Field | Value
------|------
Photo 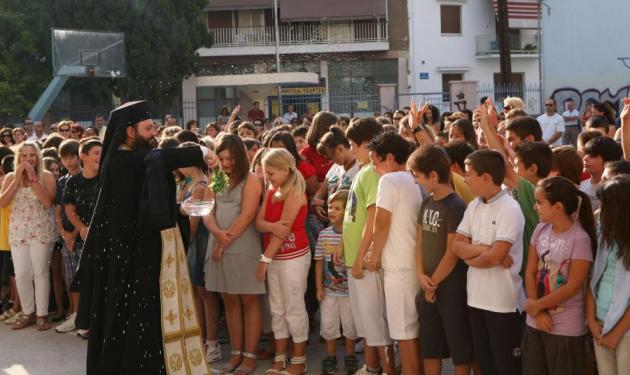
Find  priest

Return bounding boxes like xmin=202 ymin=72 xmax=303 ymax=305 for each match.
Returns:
xmin=75 ymin=101 xmax=211 ymax=374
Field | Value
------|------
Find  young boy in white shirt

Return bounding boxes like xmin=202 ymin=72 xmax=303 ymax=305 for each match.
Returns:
xmin=452 ymin=149 xmax=526 ymax=375
xmin=365 ymin=132 xmax=423 ymax=375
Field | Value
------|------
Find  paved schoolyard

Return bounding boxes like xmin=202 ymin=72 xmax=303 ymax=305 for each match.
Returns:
xmin=0 ymin=319 xmax=455 ymax=374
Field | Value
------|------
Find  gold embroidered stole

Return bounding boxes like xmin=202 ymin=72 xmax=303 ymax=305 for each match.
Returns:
xmin=160 ymin=227 xmax=211 ymax=375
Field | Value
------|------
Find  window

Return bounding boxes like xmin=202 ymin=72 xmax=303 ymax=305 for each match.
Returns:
xmin=442 ymin=73 xmax=463 ymax=102
xmin=440 ymin=5 xmax=461 ymax=34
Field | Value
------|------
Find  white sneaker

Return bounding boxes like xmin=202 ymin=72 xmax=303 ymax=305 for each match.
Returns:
xmin=55 ymin=313 xmax=77 ymax=333
xmin=206 ymin=344 xmax=222 ymax=364
xmin=76 ymin=329 xmax=89 ymax=339
xmin=354 ymin=364 xmax=380 ymax=375
xmin=4 ymin=311 xmax=23 ymax=325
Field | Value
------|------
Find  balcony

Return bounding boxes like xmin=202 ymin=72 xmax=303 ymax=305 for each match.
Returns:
xmin=475 ymin=34 xmax=538 ymax=58
xmin=199 ymin=20 xmax=389 ymax=57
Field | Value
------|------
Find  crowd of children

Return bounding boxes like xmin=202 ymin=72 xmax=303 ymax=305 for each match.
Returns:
xmin=0 ymin=96 xmax=630 ymax=375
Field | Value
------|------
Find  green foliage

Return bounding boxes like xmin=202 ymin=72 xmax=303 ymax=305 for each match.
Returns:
xmin=0 ymin=0 xmax=53 ymax=119
xmin=0 ymin=0 xmax=211 ymax=120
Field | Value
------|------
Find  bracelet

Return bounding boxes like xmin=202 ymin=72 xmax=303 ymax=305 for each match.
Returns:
xmin=259 ymin=254 xmax=272 ymax=264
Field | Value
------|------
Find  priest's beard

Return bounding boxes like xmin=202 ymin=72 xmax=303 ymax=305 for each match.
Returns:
xmin=131 ymin=135 xmax=158 ymax=152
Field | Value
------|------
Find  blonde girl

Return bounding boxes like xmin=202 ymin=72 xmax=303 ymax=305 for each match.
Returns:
xmin=256 ymin=148 xmax=310 ymax=375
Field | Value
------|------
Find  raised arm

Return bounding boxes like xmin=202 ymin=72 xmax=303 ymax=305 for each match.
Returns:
xmin=475 ymin=106 xmax=519 ymax=190
xmin=621 ymin=98 xmax=630 ymax=161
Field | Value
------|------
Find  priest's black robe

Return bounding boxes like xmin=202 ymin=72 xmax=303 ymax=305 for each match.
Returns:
xmin=75 ymin=145 xmax=202 ymax=374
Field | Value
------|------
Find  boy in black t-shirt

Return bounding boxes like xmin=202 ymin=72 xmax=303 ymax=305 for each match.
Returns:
xmin=57 ymin=139 xmax=102 ymax=334
xmin=54 ymin=140 xmax=82 ymax=331
xmin=407 ymin=144 xmax=474 ymax=375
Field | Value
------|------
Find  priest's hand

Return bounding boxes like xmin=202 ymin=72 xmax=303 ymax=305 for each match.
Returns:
xmin=256 ymin=262 xmax=267 ymax=282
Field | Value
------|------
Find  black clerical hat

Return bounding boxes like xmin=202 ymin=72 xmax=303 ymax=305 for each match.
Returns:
xmin=102 ymin=100 xmax=151 ymax=157
xmin=108 ymin=100 xmax=151 ymax=131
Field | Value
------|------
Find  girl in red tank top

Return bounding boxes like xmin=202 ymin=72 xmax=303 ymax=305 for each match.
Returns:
xmin=255 ymin=148 xmax=311 ymax=374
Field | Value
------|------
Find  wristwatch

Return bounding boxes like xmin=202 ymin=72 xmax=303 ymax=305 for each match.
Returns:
xmin=412 ymin=126 xmax=423 ymax=134
xmin=259 ymin=254 xmax=272 ymax=264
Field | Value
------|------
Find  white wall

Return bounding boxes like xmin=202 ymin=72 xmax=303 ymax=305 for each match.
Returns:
xmin=408 ymin=0 xmax=539 ymax=95
xmin=542 ymin=0 xmax=630 ymax=111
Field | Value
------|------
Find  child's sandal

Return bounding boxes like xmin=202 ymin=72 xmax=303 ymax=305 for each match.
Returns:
xmin=11 ymin=313 xmax=35 ymax=330
xmin=264 ymin=353 xmax=287 ymax=375
xmin=234 ymin=352 xmax=257 ymax=375
xmin=279 ymin=355 xmax=308 ymax=375
xmin=36 ymin=316 xmax=51 ymax=331
xmin=220 ymin=350 xmax=243 ymax=374
xmin=0 ymin=308 xmax=17 ymax=321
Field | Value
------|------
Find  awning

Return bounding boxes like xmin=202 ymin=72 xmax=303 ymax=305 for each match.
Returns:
xmin=491 ymin=0 xmax=540 ymax=29
xmin=280 ymin=0 xmax=386 ymax=21
xmin=196 ymin=72 xmax=320 ymax=87
xmin=205 ymin=0 xmax=271 ymax=11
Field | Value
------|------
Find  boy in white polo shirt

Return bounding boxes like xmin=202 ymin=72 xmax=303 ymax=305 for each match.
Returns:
xmin=452 ymin=149 xmax=525 ymax=375
xmin=366 ymin=131 xmax=423 ymax=375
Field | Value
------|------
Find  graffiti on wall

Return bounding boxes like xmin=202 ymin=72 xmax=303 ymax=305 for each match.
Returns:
xmin=551 ymin=86 xmax=630 ymax=113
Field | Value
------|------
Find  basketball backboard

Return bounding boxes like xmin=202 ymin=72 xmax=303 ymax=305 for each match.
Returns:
xmin=52 ymin=29 xmax=126 ymax=78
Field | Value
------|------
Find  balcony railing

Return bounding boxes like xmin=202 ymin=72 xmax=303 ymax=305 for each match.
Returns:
xmin=208 ymin=20 xmax=388 ymax=48
xmin=476 ymin=34 xmax=538 ymax=55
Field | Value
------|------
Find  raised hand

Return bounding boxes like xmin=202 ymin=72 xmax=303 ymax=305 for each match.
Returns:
xmin=621 ymin=98 xmax=630 ymax=123
xmin=23 ymin=161 xmax=37 ymax=182
xmin=485 ymin=98 xmax=499 ymax=127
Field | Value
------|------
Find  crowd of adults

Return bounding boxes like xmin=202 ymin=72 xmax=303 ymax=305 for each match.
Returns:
xmin=0 ymin=95 xmax=629 ymax=375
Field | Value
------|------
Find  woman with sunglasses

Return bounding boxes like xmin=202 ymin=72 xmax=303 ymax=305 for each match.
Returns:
xmin=0 ymin=128 xmax=14 ymax=147
xmin=56 ymin=120 xmax=72 ymax=139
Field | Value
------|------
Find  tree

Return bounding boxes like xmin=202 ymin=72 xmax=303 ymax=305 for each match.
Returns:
xmin=0 ymin=0 xmax=53 ymax=122
xmin=0 ymin=0 xmax=211 ymax=122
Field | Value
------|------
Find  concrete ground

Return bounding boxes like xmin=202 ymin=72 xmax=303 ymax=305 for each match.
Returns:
xmin=0 ymin=320 xmax=455 ymax=374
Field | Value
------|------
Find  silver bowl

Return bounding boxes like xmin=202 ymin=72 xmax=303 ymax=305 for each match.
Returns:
xmin=181 ymin=199 xmax=215 ymax=217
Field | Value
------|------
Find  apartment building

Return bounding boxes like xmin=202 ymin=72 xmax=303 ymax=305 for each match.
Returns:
xmin=183 ymin=0 xmax=409 ymax=124
xmin=407 ymin=0 xmax=540 ymax=109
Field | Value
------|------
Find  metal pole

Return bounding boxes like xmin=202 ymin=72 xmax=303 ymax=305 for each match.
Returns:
xmin=273 ymin=0 xmax=282 ymax=119
xmin=538 ymin=1 xmax=543 ymax=114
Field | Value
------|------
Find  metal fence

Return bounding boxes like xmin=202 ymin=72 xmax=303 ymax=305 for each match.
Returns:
xmin=208 ymin=20 xmax=388 ymax=48
xmin=398 ymin=83 xmax=542 ymax=116
xmin=477 ymin=82 xmax=542 ymax=114
xmin=2 ymin=82 xmax=543 ymax=129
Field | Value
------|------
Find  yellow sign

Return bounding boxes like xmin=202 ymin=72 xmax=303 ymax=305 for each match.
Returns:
xmin=271 ymin=87 xmax=326 ymax=96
